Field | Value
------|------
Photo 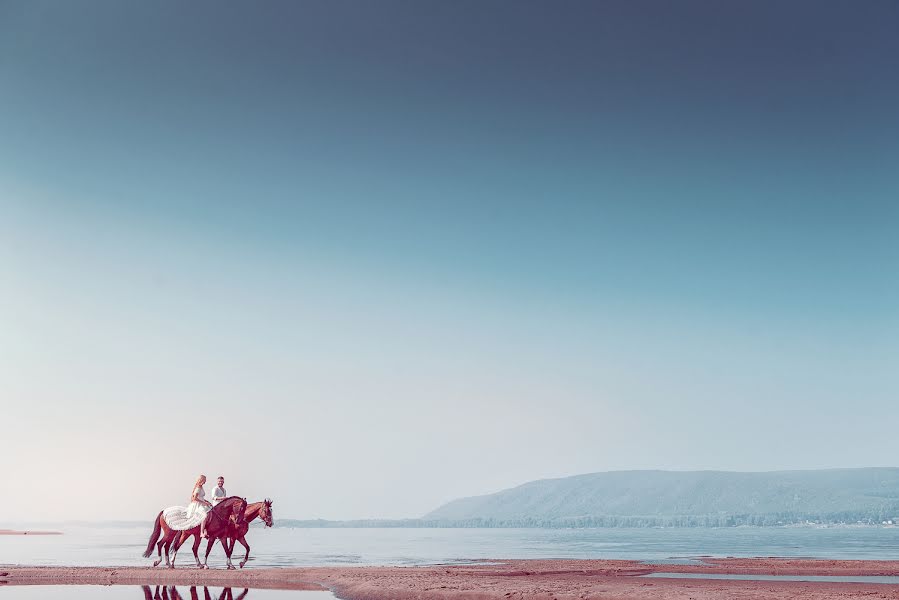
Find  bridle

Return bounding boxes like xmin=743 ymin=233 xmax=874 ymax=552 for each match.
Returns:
xmin=258 ymin=502 xmax=273 ymax=527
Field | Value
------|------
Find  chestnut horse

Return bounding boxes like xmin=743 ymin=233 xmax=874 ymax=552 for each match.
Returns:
xmin=224 ymin=498 xmax=274 ymax=568
xmin=143 ymin=496 xmax=246 ymax=569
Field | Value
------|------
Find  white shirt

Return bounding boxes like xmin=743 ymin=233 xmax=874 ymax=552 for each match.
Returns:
xmin=212 ymin=485 xmax=227 ymax=505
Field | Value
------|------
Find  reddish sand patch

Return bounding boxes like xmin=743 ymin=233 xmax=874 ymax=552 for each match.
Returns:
xmin=5 ymin=559 xmax=899 ymax=599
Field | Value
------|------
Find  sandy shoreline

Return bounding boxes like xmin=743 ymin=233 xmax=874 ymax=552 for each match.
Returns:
xmin=5 ymin=559 xmax=899 ymax=599
xmin=0 ymin=529 xmax=62 ymax=535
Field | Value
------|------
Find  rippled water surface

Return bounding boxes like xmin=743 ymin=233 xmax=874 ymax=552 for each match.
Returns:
xmin=2 ymin=526 xmax=899 ymax=568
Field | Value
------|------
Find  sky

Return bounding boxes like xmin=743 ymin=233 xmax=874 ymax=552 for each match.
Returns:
xmin=1 ymin=0 xmax=898 ymax=522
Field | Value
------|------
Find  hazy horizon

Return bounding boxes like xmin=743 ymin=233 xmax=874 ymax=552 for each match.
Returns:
xmin=6 ymin=466 xmax=899 ymax=526
xmin=2 ymin=0 xmax=897 ymax=522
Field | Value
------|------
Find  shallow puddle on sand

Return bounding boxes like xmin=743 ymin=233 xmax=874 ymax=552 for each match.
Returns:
xmin=640 ymin=558 xmax=709 ymax=566
xmin=0 ymin=586 xmax=336 ymax=599
xmin=643 ymin=573 xmax=899 ymax=584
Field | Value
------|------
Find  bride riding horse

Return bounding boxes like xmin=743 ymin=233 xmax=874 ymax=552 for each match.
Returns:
xmin=144 ymin=496 xmax=247 ymax=569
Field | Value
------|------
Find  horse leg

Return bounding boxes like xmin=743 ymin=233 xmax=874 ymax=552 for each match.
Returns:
xmin=171 ymin=531 xmax=188 ymax=568
xmin=236 ymin=536 xmax=250 ymax=569
xmin=154 ymin=538 xmax=164 ymax=567
xmin=154 ymin=524 xmax=170 ymax=567
xmin=203 ymin=537 xmax=216 ymax=569
xmin=164 ymin=531 xmax=176 ymax=568
xmin=169 ymin=535 xmax=178 ymax=568
xmin=159 ymin=530 xmax=173 ymax=568
xmin=223 ymin=535 xmax=236 ymax=570
xmin=191 ymin=531 xmax=203 ymax=568
xmin=227 ymin=537 xmax=236 ymax=569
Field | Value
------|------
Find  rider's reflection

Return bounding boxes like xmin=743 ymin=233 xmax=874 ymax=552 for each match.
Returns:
xmin=142 ymin=585 xmax=251 ymax=600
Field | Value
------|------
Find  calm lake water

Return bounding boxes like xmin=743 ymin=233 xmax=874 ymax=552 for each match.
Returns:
xmin=2 ymin=526 xmax=899 ymax=569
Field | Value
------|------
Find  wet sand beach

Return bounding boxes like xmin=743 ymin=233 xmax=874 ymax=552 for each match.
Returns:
xmin=0 ymin=530 xmax=62 ymax=535
xmin=6 ymin=558 xmax=899 ymax=599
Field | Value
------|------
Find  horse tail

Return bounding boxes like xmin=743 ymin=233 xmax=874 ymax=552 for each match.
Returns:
xmin=143 ymin=511 xmax=163 ymax=558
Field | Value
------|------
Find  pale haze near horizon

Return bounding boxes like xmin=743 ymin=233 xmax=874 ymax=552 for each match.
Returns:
xmin=1 ymin=1 xmax=898 ymax=523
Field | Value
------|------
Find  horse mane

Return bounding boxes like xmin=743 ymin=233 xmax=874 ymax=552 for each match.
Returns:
xmin=245 ymin=499 xmax=273 ymax=514
xmin=210 ymin=496 xmax=247 ymax=518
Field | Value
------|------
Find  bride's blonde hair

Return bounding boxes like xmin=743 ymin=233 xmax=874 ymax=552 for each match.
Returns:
xmin=191 ymin=474 xmax=206 ymax=501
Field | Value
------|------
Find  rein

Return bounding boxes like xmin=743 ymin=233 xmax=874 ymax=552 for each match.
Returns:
xmin=209 ymin=498 xmax=244 ymax=529
xmin=245 ymin=502 xmax=263 ymax=523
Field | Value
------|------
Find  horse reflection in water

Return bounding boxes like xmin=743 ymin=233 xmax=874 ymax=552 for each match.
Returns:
xmin=141 ymin=585 xmax=250 ymax=600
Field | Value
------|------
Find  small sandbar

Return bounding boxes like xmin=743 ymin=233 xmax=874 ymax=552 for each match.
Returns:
xmin=643 ymin=572 xmax=899 ymax=584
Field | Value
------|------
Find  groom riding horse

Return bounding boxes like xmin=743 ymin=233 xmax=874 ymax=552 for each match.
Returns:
xmin=144 ymin=496 xmax=247 ymax=569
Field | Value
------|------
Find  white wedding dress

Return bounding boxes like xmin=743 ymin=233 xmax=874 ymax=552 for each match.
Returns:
xmin=162 ymin=486 xmax=210 ymax=531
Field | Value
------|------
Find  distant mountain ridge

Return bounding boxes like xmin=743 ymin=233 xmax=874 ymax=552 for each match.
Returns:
xmin=423 ymin=468 xmax=899 ymax=527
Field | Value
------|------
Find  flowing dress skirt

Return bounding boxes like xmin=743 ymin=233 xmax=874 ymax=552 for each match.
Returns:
xmin=162 ymin=501 xmax=209 ymax=531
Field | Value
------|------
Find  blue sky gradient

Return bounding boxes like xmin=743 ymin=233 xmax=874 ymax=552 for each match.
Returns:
xmin=1 ymin=1 xmax=897 ymax=520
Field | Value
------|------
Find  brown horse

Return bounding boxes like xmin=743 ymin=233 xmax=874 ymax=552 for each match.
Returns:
xmin=143 ymin=496 xmax=246 ymax=569
xmin=224 ymin=498 xmax=274 ymax=568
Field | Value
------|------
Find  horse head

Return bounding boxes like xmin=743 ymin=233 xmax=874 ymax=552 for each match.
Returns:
xmin=261 ymin=498 xmax=274 ymax=527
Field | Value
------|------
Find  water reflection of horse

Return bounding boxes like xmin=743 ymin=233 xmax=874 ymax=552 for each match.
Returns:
xmin=143 ymin=496 xmax=247 ymax=569
xmin=225 ymin=499 xmax=274 ymax=568
xmin=141 ymin=585 xmax=249 ymax=600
